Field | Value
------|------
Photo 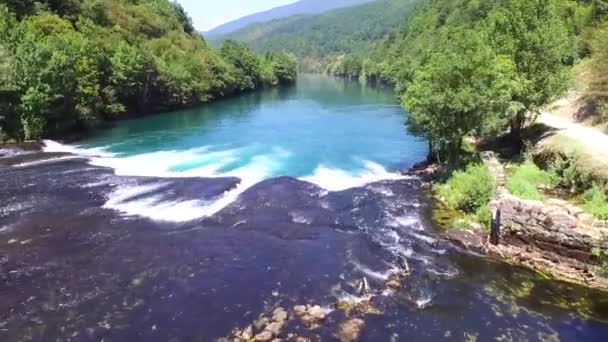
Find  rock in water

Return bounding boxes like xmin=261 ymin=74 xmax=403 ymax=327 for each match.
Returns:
xmin=254 ymin=330 xmax=273 ymax=341
xmin=337 ymin=318 xmax=366 ymax=342
xmin=386 ymin=280 xmax=402 ymax=290
xmin=272 ymin=307 xmax=288 ymax=322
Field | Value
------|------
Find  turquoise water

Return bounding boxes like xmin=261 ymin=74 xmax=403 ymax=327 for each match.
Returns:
xmin=63 ymin=74 xmax=426 ymax=190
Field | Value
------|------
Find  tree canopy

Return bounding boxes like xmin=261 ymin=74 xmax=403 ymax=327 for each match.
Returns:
xmin=357 ymin=0 xmax=596 ymax=159
xmin=0 ymin=0 xmax=297 ymax=141
xmin=210 ymin=0 xmax=423 ymax=71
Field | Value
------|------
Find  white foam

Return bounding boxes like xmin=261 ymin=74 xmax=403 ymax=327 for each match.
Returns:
xmin=103 ymin=182 xmax=212 ymax=222
xmin=301 ymin=161 xmax=406 ymax=191
xmin=40 ymin=141 xmax=411 ymax=223
xmin=415 ymin=296 xmax=433 ymax=309
xmin=387 ymin=215 xmax=423 ymax=230
xmin=14 ymin=155 xmax=84 ymax=167
xmin=410 ymin=232 xmax=437 ymax=245
xmin=42 ymin=141 xmax=292 ymax=222
xmin=351 ymin=260 xmax=398 ymax=281
xmin=290 ymin=212 xmax=313 ymax=225
xmin=43 ymin=139 xmax=116 ymax=157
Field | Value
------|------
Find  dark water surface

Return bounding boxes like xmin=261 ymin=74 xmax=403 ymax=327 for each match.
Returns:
xmin=1 ymin=76 xmax=608 ymax=341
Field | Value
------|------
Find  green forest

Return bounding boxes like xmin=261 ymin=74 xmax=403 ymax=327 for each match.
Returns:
xmin=0 ymin=0 xmax=297 ymax=141
xmin=210 ymin=0 xmax=424 ymax=72
xmin=325 ymin=0 xmax=608 ymax=160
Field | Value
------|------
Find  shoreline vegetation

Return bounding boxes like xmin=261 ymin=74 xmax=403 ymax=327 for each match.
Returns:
xmin=0 ymin=0 xmax=297 ymax=143
xmin=362 ymin=0 xmax=608 ymax=289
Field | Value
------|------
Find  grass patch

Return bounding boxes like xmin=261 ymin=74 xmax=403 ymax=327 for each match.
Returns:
xmin=541 ymin=134 xmax=608 ymax=183
xmin=582 ymin=186 xmax=608 ymax=221
xmin=436 ymin=163 xmax=494 ymax=229
xmin=505 ymin=161 xmax=553 ymax=201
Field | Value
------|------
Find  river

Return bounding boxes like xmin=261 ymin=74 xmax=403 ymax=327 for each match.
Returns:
xmin=1 ymin=75 xmax=607 ymax=341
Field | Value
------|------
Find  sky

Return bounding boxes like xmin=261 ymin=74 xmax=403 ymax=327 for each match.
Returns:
xmin=176 ymin=0 xmax=298 ymax=32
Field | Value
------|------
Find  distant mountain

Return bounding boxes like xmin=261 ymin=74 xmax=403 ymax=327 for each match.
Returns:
xmin=211 ymin=0 xmax=423 ymax=60
xmin=205 ymin=0 xmax=374 ymax=37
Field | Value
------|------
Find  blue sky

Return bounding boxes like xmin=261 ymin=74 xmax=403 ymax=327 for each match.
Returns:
xmin=176 ymin=0 xmax=297 ymax=31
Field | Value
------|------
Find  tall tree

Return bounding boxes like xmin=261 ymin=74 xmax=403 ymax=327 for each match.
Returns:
xmin=404 ymin=30 xmax=517 ymax=162
xmin=487 ymin=0 xmax=574 ymax=149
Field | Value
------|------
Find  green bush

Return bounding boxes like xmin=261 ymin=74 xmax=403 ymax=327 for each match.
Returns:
xmin=592 ymin=241 xmax=608 ymax=277
xmin=583 ymin=186 xmax=608 ymax=221
xmin=474 ymin=203 xmax=492 ymax=227
xmin=550 ymin=153 xmax=593 ymax=193
xmin=506 ymin=161 xmax=553 ymax=200
xmin=438 ymin=163 xmax=495 ymax=214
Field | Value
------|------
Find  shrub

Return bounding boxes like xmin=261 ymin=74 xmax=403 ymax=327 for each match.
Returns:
xmin=475 ymin=203 xmax=492 ymax=226
xmin=583 ymin=185 xmax=608 ymax=221
xmin=550 ymin=153 xmax=593 ymax=193
xmin=592 ymin=240 xmax=608 ymax=277
xmin=506 ymin=161 xmax=553 ymax=200
xmin=438 ymin=163 xmax=495 ymax=214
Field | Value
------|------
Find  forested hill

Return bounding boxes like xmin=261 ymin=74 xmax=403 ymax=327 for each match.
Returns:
xmin=358 ymin=0 xmax=608 ymax=159
xmin=205 ymin=0 xmax=375 ymax=37
xmin=0 ymin=0 xmax=297 ymax=142
xmin=210 ymin=0 xmax=423 ymax=70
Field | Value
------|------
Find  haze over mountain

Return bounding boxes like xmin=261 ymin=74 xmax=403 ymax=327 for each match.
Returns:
xmin=210 ymin=0 xmax=423 ymax=67
xmin=205 ymin=0 xmax=375 ymax=36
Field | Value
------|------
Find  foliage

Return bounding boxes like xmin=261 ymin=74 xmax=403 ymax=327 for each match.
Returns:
xmin=330 ymin=0 xmax=597 ymax=157
xmin=220 ymin=40 xmax=263 ymax=92
xmin=438 ymin=163 xmax=495 ymax=220
xmin=550 ymin=152 xmax=594 ymax=193
xmin=588 ymin=22 xmax=608 ymax=121
xmin=361 ymin=0 xmax=576 ymax=157
xmin=211 ymin=0 xmax=423 ymax=63
xmin=592 ymin=238 xmax=608 ymax=277
xmin=206 ymin=0 xmax=374 ymax=37
xmin=583 ymin=185 xmax=608 ymax=220
xmin=0 ymin=0 xmax=296 ymax=141
xmin=324 ymin=55 xmax=363 ymax=79
xmin=506 ymin=161 xmax=553 ymax=200
xmin=403 ymin=30 xmax=518 ymax=161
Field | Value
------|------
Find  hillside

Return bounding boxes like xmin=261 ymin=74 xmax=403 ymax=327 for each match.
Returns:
xmin=0 ymin=0 xmax=296 ymax=142
xmin=205 ymin=0 xmax=374 ymax=37
xmin=212 ymin=0 xmax=424 ymax=64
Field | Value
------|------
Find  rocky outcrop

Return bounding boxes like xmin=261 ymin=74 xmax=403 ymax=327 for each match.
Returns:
xmin=493 ymin=194 xmax=607 ymax=263
xmin=446 ymin=151 xmax=608 ymax=291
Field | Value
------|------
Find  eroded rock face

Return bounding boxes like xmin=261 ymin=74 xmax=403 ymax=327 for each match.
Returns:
xmin=493 ymin=194 xmax=608 ymax=263
xmin=445 ymin=193 xmax=608 ymax=291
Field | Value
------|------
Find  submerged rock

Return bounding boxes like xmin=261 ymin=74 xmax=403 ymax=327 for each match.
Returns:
xmin=336 ymin=318 xmax=365 ymax=342
xmin=254 ymin=330 xmax=273 ymax=341
xmin=385 ymin=280 xmax=402 ymax=290
xmin=293 ymin=305 xmax=331 ymax=329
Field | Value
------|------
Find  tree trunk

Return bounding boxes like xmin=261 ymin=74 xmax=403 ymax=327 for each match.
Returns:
xmin=427 ymin=140 xmax=435 ymax=162
xmin=446 ymin=138 xmax=461 ymax=166
xmin=510 ymin=111 xmax=526 ymax=153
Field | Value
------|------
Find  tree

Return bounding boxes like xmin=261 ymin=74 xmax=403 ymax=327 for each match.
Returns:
xmin=403 ymin=30 xmax=517 ymax=162
xmin=0 ymin=0 xmax=296 ymax=141
xmin=589 ymin=23 xmax=608 ymax=121
xmin=487 ymin=0 xmax=574 ymax=149
xmin=220 ymin=40 xmax=262 ymax=92
xmin=108 ymin=41 xmax=153 ymax=114
xmin=264 ymin=51 xmax=297 ymax=85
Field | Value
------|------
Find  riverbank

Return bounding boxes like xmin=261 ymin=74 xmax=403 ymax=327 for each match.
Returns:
xmin=421 ymin=147 xmax=608 ymax=292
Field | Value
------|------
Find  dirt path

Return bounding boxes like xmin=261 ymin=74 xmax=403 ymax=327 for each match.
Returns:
xmin=538 ymin=112 xmax=608 ymax=159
